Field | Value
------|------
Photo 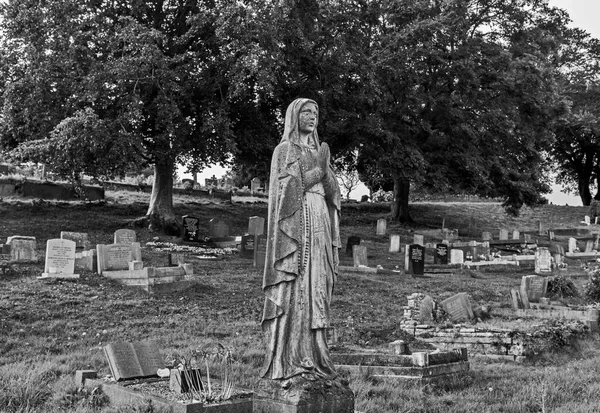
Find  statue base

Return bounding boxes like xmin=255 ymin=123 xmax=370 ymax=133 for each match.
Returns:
xmin=253 ymin=375 xmax=354 ymax=413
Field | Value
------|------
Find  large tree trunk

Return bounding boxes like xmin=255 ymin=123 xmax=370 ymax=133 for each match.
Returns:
xmin=578 ymin=151 xmax=595 ymax=206
xmin=391 ymin=176 xmax=412 ymax=222
xmin=144 ymin=159 xmax=180 ymax=235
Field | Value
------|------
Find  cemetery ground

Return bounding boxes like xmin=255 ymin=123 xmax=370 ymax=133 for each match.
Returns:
xmin=2 ymin=192 xmax=600 ymax=412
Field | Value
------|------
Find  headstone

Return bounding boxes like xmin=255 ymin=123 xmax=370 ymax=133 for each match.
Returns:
xmin=585 ymin=240 xmax=595 ymax=253
xmin=584 ymin=216 xmax=591 ymax=225
xmin=251 ymin=177 xmax=262 ymax=192
xmin=568 ymin=237 xmax=577 ymax=253
xmin=450 ymin=249 xmax=464 ymax=265
xmin=6 ymin=236 xmax=37 ymax=263
xmin=114 ymin=229 xmax=136 ymax=244
xmin=534 ymin=247 xmax=552 ymax=274
xmin=440 ymin=293 xmax=474 ymax=321
xmin=241 ymin=234 xmax=256 ymax=259
xmin=409 ymin=244 xmax=425 ymax=275
xmin=209 ymin=218 xmax=230 ymax=239
xmin=413 ymin=234 xmax=424 ymax=246
xmin=419 ymin=295 xmax=436 ymax=323
xmin=181 ymin=215 xmax=201 ymax=242
xmin=352 ymin=245 xmax=368 ymax=267
xmin=434 ymin=243 xmax=448 ymax=264
xmin=41 ymin=239 xmax=78 ymax=278
xmin=60 ymin=231 xmax=90 ymax=250
xmin=481 ymin=232 xmax=492 ymax=241
xmin=103 ymin=340 xmax=165 ymax=382
xmin=499 ymin=229 xmax=509 ymax=241
xmin=168 ymin=253 xmax=186 ymax=266
xmin=441 ymin=228 xmax=458 ymax=242
xmin=75 ymin=250 xmax=95 ymax=272
xmin=389 ymin=235 xmax=401 ymax=253
xmin=512 ymin=230 xmax=520 ymax=240
xmin=510 ymin=289 xmax=528 ymax=310
xmin=346 ymin=236 xmax=361 ymax=257
xmin=548 ymin=230 xmax=555 ymax=241
xmin=538 ymin=221 xmax=543 ymax=235
xmin=96 ymin=243 xmax=142 ymax=275
xmin=521 ymin=275 xmax=548 ymax=303
xmin=254 ymin=234 xmax=267 ymax=269
xmin=524 ymin=233 xmax=532 ymax=242
xmin=376 ymin=219 xmax=387 ymax=235
xmin=247 ymin=216 xmax=265 ymax=236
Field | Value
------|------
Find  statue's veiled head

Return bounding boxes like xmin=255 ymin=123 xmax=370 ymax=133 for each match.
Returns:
xmin=282 ymin=98 xmax=319 ymax=145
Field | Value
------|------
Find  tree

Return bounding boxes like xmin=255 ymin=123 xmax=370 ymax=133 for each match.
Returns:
xmin=0 ymin=0 xmax=233 ymax=233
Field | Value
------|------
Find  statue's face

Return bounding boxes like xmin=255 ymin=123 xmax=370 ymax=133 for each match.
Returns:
xmin=298 ymin=102 xmax=318 ymax=135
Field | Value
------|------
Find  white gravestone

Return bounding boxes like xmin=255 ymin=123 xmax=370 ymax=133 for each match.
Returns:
xmin=499 ymin=230 xmax=509 ymax=241
xmin=114 ymin=229 xmax=137 ymax=244
xmin=568 ymin=238 xmax=577 ymax=253
xmin=41 ymin=239 xmax=78 ymax=278
xmin=413 ymin=234 xmax=424 ymax=246
xmin=376 ymin=219 xmax=387 ymax=235
xmin=535 ymin=247 xmax=552 ymax=274
xmin=450 ymin=249 xmax=464 ymax=265
xmin=97 ymin=243 xmax=142 ymax=275
xmin=389 ymin=235 xmax=401 ymax=253
xmin=512 ymin=230 xmax=520 ymax=240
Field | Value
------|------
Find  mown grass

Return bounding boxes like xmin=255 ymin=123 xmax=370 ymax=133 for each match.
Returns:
xmin=0 ymin=195 xmax=599 ymax=412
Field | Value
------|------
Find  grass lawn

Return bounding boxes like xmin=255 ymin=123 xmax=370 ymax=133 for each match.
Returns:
xmin=1 ymin=192 xmax=599 ymax=412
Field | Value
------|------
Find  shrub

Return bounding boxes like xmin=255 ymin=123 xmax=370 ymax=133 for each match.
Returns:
xmin=547 ymin=275 xmax=579 ymax=299
xmin=585 ymin=267 xmax=600 ymax=301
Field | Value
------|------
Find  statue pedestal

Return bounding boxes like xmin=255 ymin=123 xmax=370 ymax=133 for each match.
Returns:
xmin=253 ymin=376 xmax=354 ymax=413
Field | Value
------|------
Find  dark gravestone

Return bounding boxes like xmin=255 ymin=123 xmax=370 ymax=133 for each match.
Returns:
xmin=254 ymin=234 xmax=267 ymax=269
xmin=409 ymin=244 xmax=425 ymax=275
xmin=434 ymin=243 xmax=448 ymax=264
xmin=181 ymin=215 xmax=201 ymax=242
xmin=346 ymin=236 xmax=361 ymax=257
xmin=209 ymin=218 xmax=230 ymax=239
xmin=241 ymin=234 xmax=256 ymax=259
xmin=103 ymin=340 xmax=165 ymax=382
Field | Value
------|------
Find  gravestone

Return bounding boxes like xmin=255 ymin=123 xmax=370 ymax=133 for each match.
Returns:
xmin=535 ymin=247 xmax=552 ymax=274
xmin=521 ymin=275 xmax=548 ymax=303
xmin=548 ymin=230 xmax=555 ymax=241
xmin=97 ymin=243 xmax=142 ymax=275
xmin=346 ymin=236 xmax=361 ymax=257
xmin=389 ymin=235 xmax=401 ymax=253
xmin=251 ymin=177 xmax=262 ymax=192
xmin=114 ymin=229 xmax=136 ymax=244
xmin=41 ymin=239 xmax=78 ymax=278
xmin=376 ymin=219 xmax=387 ymax=235
xmin=481 ymin=232 xmax=492 ymax=241
xmin=413 ymin=234 xmax=424 ymax=246
xmin=440 ymin=293 xmax=474 ymax=321
xmin=103 ymin=340 xmax=164 ymax=382
xmin=247 ymin=216 xmax=265 ymax=236
xmin=409 ymin=244 xmax=425 ymax=275
xmin=510 ymin=289 xmax=529 ymax=310
xmin=499 ymin=229 xmax=509 ymax=241
xmin=585 ymin=240 xmax=595 ymax=253
xmin=353 ymin=245 xmax=368 ymax=267
xmin=524 ymin=233 xmax=532 ymax=243
xmin=583 ymin=216 xmax=591 ymax=225
xmin=181 ymin=215 xmax=201 ymax=242
xmin=434 ymin=243 xmax=448 ymax=264
xmin=512 ymin=230 xmax=520 ymax=240
xmin=208 ymin=218 xmax=230 ymax=239
xmin=419 ymin=295 xmax=436 ymax=323
xmin=568 ymin=238 xmax=578 ymax=253
xmin=441 ymin=228 xmax=458 ymax=242
xmin=168 ymin=253 xmax=186 ymax=266
xmin=240 ymin=234 xmax=256 ymax=259
xmin=75 ymin=250 xmax=95 ymax=272
xmin=254 ymin=234 xmax=267 ymax=269
xmin=6 ymin=236 xmax=37 ymax=263
xmin=60 ymin=231 xmax=90 ymax=250
xmin=450 ymin=249 xmax=464 ymax=265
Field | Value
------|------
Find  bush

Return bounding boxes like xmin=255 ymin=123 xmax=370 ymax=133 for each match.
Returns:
xmin=547 ymin=275 xmax=579 ymax=299
xmin=585 ymin=267 xmax=600 ymax=301
xmin=371 ymin=189 xmax=393 ymax=202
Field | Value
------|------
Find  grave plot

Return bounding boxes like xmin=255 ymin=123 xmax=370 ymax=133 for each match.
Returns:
xmin=103 ymin=263 xmax=197 ymax=294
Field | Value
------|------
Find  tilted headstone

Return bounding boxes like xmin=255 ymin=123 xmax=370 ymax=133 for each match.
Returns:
xmin=534 ymin=247 xmax=552 ymax=274
xmin=247 ymin=216 xmax=265 ymax=236
xmin=440 ymin=293 xmax=474 ymax=321
xmin=585 ymin=240 xmax=595 ymax=253
xmin=41 ymin=239 xmax=78 ymax=278
xmin=209 ymin=218 xmax=230 ymax=239
xmin=352 ymin=245 xmax=368 ymax=267
xmin=376 ymin=219 xmax=387 ymax=235
xmin=512 ymin=230 xmax=520 ymax=240
xmin=103 ymin=340 xmax=164 ymax=382
xmin=389 ymin=235 xmax=401 ymax=253
xmin=96 ymin=243 xmax=142 ymax=275
xmin=413 ymin=234 xmax=424 ymax=246
xmin=240 ymin=234 xmax=256 ymax=259
xmin=510 ymin=289 xmax=528 ymax=310
xmin=450 ymin=249 xmax=464 ymax=265
xmin=499 ymin=229 xmax=509 ymax=241
xmin=60 ymin=231 xmax=90 ymax=250
xmin=481 ymin=232 xmax=492 ymax=241
xmin=254 ymin=234 xmax=267 ymax=269
xmin=346 ymin=236 xmax=361 ymax=257
xmin=6 ymin=236 xmax=37 ymax=263
xmin=521 ymin=275 xmax=548 ymax=303
xmin=114 ymin=229 xmax=136 ymax=245
xmin=181 ymin=215 xmax=201 ymax=242
xmin=434 ymin=243 xmax=448 ymax=264
xmin=409 ymin=244 xmax=425 ymax=275
xmin=568 ymin=238 xmax=577 ymax=253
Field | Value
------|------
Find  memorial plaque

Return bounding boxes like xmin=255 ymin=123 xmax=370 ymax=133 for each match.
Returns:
xmin=254 ymin=234 xmax=267 ymax=269
xmin=97 ymin=243 xmax=142 ymax=275
xmin=535 ymin=247 xmax=552 ymax=274
xmin=60 ymin=231 xmax=90 ymax=249
xmin=434 ymin=243 xmax=448 ymax=264
xmin=521 ymin=275 xmax=548 ymax=303
xmin=114 ymin=229 xmax=136 ymax=244
xmin=209 ymin=218 xmax=230 ymax=239
xmin=389 ymin=235 xmax=401 ymax=253
xmin=440 ymin=293 xmax=474 ymax=321
xmin=376 ymin=219 xmax=387 ymax=235
xmin=450 ymin=249 xmax=464 ymax=264
xmin=181 ymin=215 xmax=201 ymax=242
xmin=43 ymin=239 xmax=76 ymax=277
xmin=247 ymin=216 xmax=265 ymax=236
xmin=413 ymin=234 xmax=424 ymax=246
xmin=353 ymin=245 xmax=368 ymax=267
xmin=499 ymin=229 xmax=509 ymax=241
xmin=346 ymin=236 xmax=361 ymax=257
xmin=241 ymin=234 xmax=256 ymax=259
xmin=409 ymin=244 xmax=425 ymax=275
xmin=103 ymin=340 xmax=165 ymax=381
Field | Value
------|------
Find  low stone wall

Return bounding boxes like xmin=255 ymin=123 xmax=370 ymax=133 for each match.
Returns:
xmin=0 ymin=179 xmax=104 ymax=201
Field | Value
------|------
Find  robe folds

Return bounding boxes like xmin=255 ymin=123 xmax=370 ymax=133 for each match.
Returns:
xmin=260 ymin=99 xmax=341 ymax=380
